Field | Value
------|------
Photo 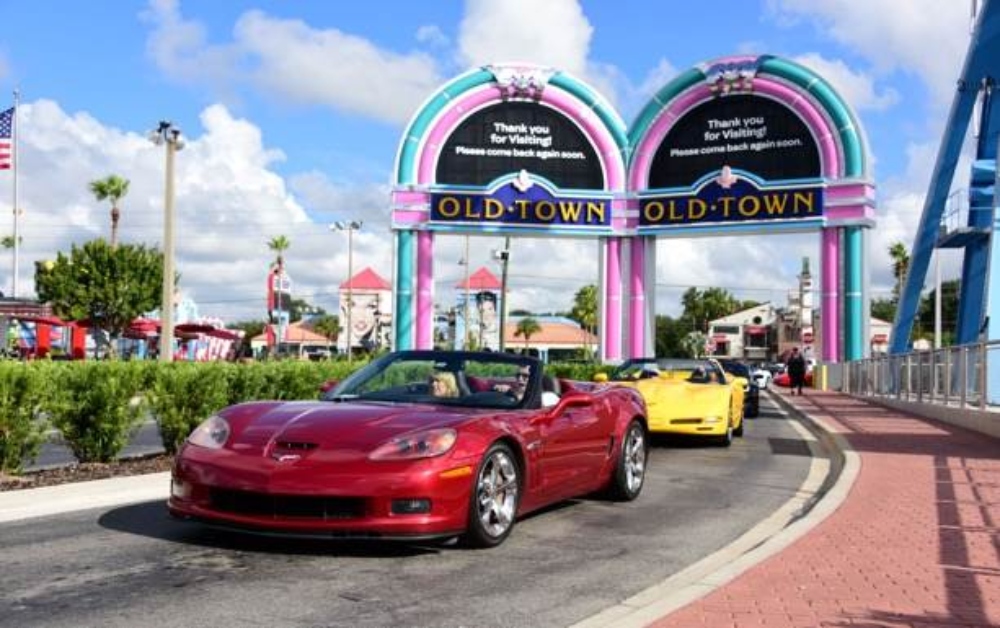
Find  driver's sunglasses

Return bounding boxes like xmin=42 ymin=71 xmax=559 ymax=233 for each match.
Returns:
xmin=516 ymin=371 xmax=530 ymax=380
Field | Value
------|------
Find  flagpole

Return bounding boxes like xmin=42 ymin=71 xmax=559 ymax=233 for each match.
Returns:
xmin=11 ymin=89 xmax=19 ymax=298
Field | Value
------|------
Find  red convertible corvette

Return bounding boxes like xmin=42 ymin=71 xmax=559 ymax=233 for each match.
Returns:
xmin=169 ymin=350 xmax=648 ymax=547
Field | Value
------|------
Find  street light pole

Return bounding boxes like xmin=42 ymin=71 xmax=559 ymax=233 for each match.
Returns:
xmin=149 ymin=121 xmax=184 ymax=362
xmin=498 ymin=236 xmax=511 ymax=353
xmin=331 ymin=220 xmax=363 ymax=363
xmin=463 ymin=234 xmax=471 ymax=349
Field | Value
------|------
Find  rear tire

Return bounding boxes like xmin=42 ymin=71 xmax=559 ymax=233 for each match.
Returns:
xmin=461 ymin=442 xmax=520 ymax=548
xmin=608 ymin=419 xmax=647 ymax=501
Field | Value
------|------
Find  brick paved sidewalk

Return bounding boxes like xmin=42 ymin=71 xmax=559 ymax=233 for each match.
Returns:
xmin=651 ymin=390 xmax=1000 ymax=628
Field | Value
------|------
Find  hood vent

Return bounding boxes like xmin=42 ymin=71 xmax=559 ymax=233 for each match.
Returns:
xmin=274 ymin=441 xmax=318 ymax=451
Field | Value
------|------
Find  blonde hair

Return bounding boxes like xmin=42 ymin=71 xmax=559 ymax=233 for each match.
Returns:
xmin=430 ymin=372 xmax=460 ymax=397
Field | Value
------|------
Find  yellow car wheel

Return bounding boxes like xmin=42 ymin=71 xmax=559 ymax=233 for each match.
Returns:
xmin=717 ymin=406 xmax=734 ymax=448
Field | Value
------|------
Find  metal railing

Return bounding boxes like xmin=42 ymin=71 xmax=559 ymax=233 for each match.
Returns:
xmin=843 ymin=340 xmax=1000 ymax=410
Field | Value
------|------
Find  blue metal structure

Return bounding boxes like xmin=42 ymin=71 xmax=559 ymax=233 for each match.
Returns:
xmin=892 ymin=0 xmax=1000 ymax=354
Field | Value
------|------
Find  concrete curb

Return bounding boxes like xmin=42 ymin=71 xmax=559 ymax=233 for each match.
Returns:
xmin=0 ymin=472 xmax=171 ymax=523
xmin=572 ymin=392 xmax=860 ymax=628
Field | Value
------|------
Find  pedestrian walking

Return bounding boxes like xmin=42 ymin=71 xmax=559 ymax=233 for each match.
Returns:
xmin=786 ymin=347 xmax=807 ymax=395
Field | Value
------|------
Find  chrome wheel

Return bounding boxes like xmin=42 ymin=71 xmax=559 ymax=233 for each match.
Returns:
xmin=476 ymin=448 xmax=519 ymax=539
xmin=623 ymin=423 xmax=646 ymax=494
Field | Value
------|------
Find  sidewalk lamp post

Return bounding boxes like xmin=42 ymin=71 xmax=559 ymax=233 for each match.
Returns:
xmin=330 ymin=220 xmax=362 ymax=363
xmin=495 ymin=236 xmax=511 ymax=352
xmin=148 ymin=120 xmax=185 ymax=362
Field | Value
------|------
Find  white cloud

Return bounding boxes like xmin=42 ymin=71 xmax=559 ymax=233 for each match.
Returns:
xmin=793 ymin=53 xmax=898 ymax=111
xmin=769 ymin=0 xmax=969 ymax=107
xmin=234 ymin=11 xmax=443 ymax=125
xmin=142 ymin=1 xmax=444 ymax=125
xmin=0 ymin=99 xmax=367 ymax=320
xmin=456 ymin=0 xmax=593 ymax=77
xmin=141 ymin=0 xmax=244 ymax=97
xmin=416 ymin=25 xmax=449 ymax=48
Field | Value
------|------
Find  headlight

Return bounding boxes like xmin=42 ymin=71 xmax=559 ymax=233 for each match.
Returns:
xmin=369 ymin=428 xmax=457 ymax=461
xmin=187 ymin=415 xmax=231 ymax=449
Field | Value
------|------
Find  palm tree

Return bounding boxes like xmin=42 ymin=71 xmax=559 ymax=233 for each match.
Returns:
xmin=514 ymin=317 xmax=542 ymax=352
xmin=889 ymin=241 xmax=910 ymax=301
xmin=89 ymin=175 xmax=130 ymax=249
xmin=267 ymin=236 xmax=291 ymax=350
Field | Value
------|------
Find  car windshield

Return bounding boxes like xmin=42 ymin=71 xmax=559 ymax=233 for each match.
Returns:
xmin=719 ymin=361 xmax=750 ymax=378
xmin=610 ymin=358 xmax=705 ymax=381
xmin=322 ymin=350 xmax=538 ymax=409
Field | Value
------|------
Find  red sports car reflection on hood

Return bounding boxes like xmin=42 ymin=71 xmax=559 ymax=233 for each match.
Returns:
xmin=169 ymin=350 xmax=648 ymax=547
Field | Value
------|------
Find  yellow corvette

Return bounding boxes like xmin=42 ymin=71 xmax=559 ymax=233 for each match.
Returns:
xmin=596 ymin=357 xmax=745 ymax=446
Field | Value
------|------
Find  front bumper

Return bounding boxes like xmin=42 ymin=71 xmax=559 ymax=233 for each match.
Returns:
xmin=167 ymin=447 xmax=477 ymax=539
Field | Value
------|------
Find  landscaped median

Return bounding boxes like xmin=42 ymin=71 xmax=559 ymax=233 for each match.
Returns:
xmin=0 ymin=359 xmax=362 ymax=476
xmin=0 ymin=358 xmax=608 ymax=478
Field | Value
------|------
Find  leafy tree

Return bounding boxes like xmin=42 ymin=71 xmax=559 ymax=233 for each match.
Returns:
xmin=35 ymin=240 xmax=163 ymax=351
xmin=680 ymin=331 xmax=708 ymax=358
xmin=312 ymin=314 xmax=340 ymax=342
xmin=681 ymin=287 xmax=740 ymax=331
xmin=509 ymin=308 xmax=533 ymax=316
xmin=917 ymin=278 xmax=960 ymax=345
xmin=228 ymin=320 xmax=265 ymax=357
xmin=871 ymin=298 xmax=896 ymax=324
xmin=514 ymin=317 xmax=542 ymax=351
xmin=2 ymin=235 xmax=21 ymax=249
xmin=655 ymin=315 xmax=686 ymax=358
xmin=89 ymin=174 xmax=130 ymax=249
xmin=285 ymin=297 xmax=326 ymax=323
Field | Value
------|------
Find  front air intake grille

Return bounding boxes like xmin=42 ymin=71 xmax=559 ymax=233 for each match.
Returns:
xmin=670 ymin=418 xmax=702 ymax=425
xmin=209 ymin=488 xmax=366 ymax=520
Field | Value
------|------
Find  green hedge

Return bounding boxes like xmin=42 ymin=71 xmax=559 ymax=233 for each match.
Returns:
xmin=0 ymin=362 xmax=56 ymax=474
xmin=0 ymin=358 xmax=608 ymax=475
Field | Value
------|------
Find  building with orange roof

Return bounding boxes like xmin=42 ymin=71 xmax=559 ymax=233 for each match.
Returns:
xmin=503 ymin=316 xmax=598 ymax=363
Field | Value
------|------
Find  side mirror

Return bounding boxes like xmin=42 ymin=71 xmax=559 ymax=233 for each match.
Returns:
xmin=593 ymin=372 xmax=609 ymax=383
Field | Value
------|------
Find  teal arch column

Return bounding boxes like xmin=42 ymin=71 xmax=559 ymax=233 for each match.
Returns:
xmin=394 ymin=230 xmax=415 ymax=350
xmin=844 ymin=226 xmax=864 ymax=360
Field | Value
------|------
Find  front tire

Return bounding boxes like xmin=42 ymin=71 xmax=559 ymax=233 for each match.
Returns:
xmin=462 ymin=442 xmax=520 ymax=548
xmin=717 ymin=408 xmax=734 ymax=447
xmin=608 ymin=420 xmax=647 ymax=501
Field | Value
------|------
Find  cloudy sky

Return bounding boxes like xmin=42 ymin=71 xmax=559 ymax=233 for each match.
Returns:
xmin=0 ymin=0 xmax=979 ymax=322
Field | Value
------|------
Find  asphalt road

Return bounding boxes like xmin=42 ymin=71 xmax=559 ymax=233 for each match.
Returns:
xmin=1 ymin=393 xmax=817 ymax=628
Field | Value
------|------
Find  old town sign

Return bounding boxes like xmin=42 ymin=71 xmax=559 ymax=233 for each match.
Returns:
xmin=640 ymin=166 xmax=823 ymax=229
xmin=431 ymin=170 xmax=611 ymax=232
xmin=639 ymin=89 xmax=825 ymax=232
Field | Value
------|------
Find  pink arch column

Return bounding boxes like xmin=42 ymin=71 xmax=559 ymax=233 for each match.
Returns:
xmin=603 ymin=237 xmax=622 ymax=361
xmin=629 ymin=236 xmax=646 ymax=358
xmin=415 ymin=231 xmax=434 ymax=350
xmin=821 ymin=227 xmax=840 ymax=362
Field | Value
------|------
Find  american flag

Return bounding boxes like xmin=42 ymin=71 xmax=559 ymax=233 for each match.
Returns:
xmin=0 ymin=107 xmax=13 ymax=170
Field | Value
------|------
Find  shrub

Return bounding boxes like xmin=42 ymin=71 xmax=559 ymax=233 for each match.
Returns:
xmin=46 ymin=362 xmax=148 ymax=463
xmin=0 ymin=362 xmax=54 ymax=474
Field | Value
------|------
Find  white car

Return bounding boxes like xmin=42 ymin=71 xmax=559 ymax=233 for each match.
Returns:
xmin=751 ymin=366 xmax=772 ymax=389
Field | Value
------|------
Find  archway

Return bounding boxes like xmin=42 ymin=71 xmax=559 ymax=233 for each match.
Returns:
xmin=391 ymin=64 xmax=629 ymax=360
xmin=628 ymin=55 xmax=875 ymax=362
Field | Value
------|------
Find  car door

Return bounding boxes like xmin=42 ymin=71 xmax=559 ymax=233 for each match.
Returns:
xmin=534 ymin=394 xmax=611 ymax=500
